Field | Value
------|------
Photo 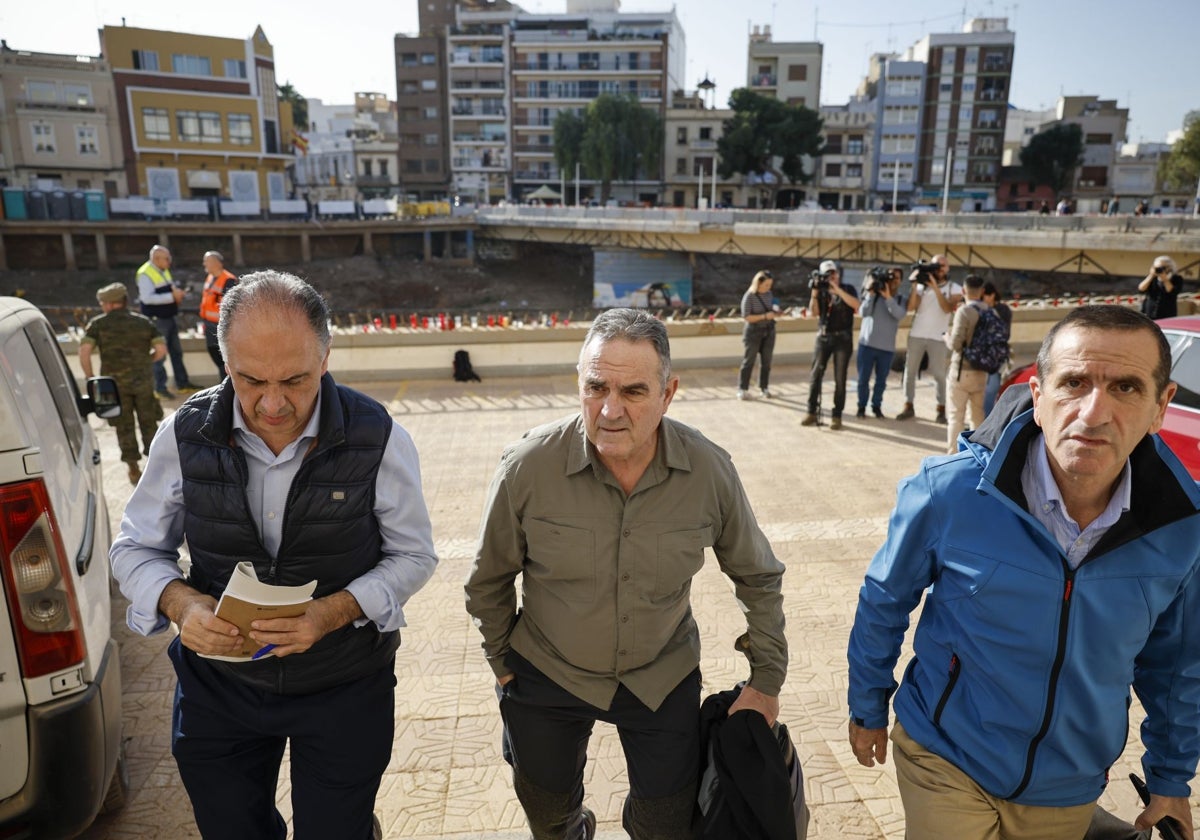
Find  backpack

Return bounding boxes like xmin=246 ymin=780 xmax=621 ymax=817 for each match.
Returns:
xmin=452 ymin=349 xmax=481 ymax=382
xmin=963 ymin=305 xmax=1010 ymax=374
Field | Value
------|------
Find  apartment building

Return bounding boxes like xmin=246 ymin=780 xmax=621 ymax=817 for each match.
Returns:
xmin=1054 ymin=96 xmax=1129 ymax=212
xmin=862 ymin=53 xmax=926 ymax=210
xmin=0 ymin=42 xmax=126 ymax=195
xmin=745 ymin=25 xmax=821 ymax=108
xmin=909 ymin=18 xmax=1015 ymax=211
xmin=509 ymin=0 xmax=683 ymax=203
xmin=815 ymin=98 xmax=874 ymax=210
xmin=395 ymin=32 xmax=449 ymax=200
xmin=100 ymin=24 xmax=292 ymax=207
xmin=663 ymin=90 xmax=740 ymax=208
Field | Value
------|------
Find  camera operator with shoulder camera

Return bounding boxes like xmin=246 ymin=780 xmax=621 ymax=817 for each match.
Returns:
xmin=856 ymin=267 xmax=906 ymax=419
xmin=802 ymin=260 xmax=860 ymax=430
xmin=1138 ymin=256 xmax=1182 ymax=320
xmin=896 ymin=255 xmax=962 ymax=424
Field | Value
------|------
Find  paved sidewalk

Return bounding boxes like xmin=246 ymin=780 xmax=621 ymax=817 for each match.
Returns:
xmin=80 ymin=362 xmax=1174 ymax=839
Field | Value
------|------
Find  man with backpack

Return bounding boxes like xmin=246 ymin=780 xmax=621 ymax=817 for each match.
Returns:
xmin=945 ymin=274 xmax=1009 ymax=454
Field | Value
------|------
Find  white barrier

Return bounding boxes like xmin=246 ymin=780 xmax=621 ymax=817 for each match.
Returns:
xmin=219 ymin=200 xmax=260 ymax=217
xmin=318 ymin=200 xmax=357 ymax=217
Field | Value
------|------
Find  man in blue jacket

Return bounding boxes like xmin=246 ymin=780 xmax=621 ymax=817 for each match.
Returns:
xmin=847 ymin=305 xmax=1200 ymax=839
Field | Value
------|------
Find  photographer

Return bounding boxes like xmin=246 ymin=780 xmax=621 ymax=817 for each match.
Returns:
xmin=896 ymin=255 xmax=963 ymax=424
xmin=802 ymin=260 xmax=860 ymax=430
xmin=1138 ymin=255 xmax=1182 ymax=320
xmin=856 ymin=267 xmax=906 ymax=419
xmin=737 ymin=270 xmax=782 ymax=400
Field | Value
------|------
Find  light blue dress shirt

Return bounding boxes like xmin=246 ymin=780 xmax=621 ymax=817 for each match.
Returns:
xmin=110 ymin=391 xmax=438 ymax=635
xmin=1020 ymin=433 xmax=1131 ymax=569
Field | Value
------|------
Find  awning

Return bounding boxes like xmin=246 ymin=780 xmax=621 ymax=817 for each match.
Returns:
xmin=186 ymin=170 xmax=222 ymax=189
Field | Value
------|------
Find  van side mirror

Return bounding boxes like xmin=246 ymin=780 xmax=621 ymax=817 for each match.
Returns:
xmin=80 ymin=376 xmax=122 ymax=420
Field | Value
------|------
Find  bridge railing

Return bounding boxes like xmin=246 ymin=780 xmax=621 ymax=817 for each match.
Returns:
xmin=475 ymin=204 xmax=1200 ymax=236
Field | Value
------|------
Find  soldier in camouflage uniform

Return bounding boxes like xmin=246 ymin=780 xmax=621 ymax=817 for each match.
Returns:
xmin=80 ymin=282 xmax=167 ymax=485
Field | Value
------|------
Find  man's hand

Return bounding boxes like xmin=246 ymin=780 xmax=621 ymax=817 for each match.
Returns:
xmin=160 ymin=581 xmax=242 ymax=657
xmin=249 ymin=590 xmax=363 ymax=658
xmin=171 ymin=286 xmax=186 ymax=304
xmin=848 ymin=720 xmax=888 ymax=767
xmin=1135 ymin=793 xmax=1194 ymax=839
xmin=497 ymin=673 xmax=515 ymax=687
xmin=727 ymin=685 xmax=779 ymax=726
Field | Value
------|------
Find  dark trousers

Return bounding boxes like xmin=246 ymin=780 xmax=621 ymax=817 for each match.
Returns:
xmin=152 ymin=315 xmax=191 ymax=391
xmin=168 ymin=636 xmax=394 ymax=840
xmin=204 ymin=321 xmax=225 ymax=378
xmin=738 ymin=325 xmax=776 ymax=391
xmin=856 ymin=344 xmax=894 ymax=412
xmin=807 ymin=331 xmax=853 ymax=416
xmin=499 ymin=651 xmax=701 ymax=840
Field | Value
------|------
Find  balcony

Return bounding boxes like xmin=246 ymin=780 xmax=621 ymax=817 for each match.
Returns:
xmin=16 ymin=98 xmax=100 ymax=114
xmin=450 ymin=50 xmax=505 ymax=66
xmin=452 ymin=104 xmax=507 ymax=117
xmin=690 ymin=139 xmax=717 ymax=151
xmin=453 ymin=133 xmax=508 ymax=143
xmin=515 ymin=143 xmax=554 ymax=154
xmin=514 ymin=57 xmax=663 ymax=73
xmin=750 ymin=74 xmax=777 ymax=88
xmin=452 ymin=156 xmax=506 ymax=170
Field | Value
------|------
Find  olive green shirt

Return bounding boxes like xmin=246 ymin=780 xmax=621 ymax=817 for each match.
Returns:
xmin=466 ymin=414 xmax=787 ymax=711
xmin=81 ymin=306 xmax=164 ymax=388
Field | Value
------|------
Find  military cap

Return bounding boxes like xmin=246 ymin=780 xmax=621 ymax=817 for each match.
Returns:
xmin=96 ymin=283 xmax=128 ymax=303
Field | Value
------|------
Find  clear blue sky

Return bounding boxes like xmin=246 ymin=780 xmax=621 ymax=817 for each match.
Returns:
xmin=2 ymin=0 xmax=1193 ymax=144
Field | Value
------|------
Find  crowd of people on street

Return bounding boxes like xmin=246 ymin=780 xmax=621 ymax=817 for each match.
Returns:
xmin=77 ymin=248 xmax=1199 ymax=840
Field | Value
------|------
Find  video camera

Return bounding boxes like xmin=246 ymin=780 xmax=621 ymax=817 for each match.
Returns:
xmin=911 ymin=259 xmax=940 ymax=283
xmin=863 ymin=266 xmax=893 ymax=295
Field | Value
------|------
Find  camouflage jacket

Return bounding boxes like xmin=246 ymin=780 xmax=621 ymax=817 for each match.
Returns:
xmin=81 ymin=307 xmax=164 ymax=387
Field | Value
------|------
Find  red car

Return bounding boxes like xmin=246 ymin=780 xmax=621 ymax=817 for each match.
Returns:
xmin=999 ymin=315 xmax=1200 ymax=480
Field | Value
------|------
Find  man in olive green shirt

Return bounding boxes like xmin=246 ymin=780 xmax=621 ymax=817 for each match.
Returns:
xmin=466 ymin=308 xmax=787 ymax=840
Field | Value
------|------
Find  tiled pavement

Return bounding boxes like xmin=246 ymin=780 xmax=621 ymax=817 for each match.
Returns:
xmin=79 ymin=362 xmax=1192 ymax=839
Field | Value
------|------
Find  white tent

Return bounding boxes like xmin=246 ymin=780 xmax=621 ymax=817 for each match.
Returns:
xmin=525 ymin=184 xmax=562 ymax=201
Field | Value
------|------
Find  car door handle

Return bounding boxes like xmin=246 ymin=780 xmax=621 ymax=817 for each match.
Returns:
xmin=75 ymin=491 xmax=97 ymax=576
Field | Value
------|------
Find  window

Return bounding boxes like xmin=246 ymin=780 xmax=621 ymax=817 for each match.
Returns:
xmin=379 ymin=160 xmax=388 ymax=177
xmin=1086 ymin=133 xmax=1114 ymax=145
xmin=224 ymin=58 xmax=247 ymax=78
xmin=672 ymin=190 xmax=685 ymax=207
xmin=883 ymin=106 xmax=918 ymax=125
xmin=401 ymin=81 xmax=419 ymax=95
xmin=363 ymin=159 xmax=373 ymax=177
xmin=699 ymin=126 xmax=712 ymax=141
xmin=27 ymin=80 xmax=58 ymax=103
xmin=881 ymin=136 xmax=916 ymax=154
xmin=824 ymin=163 xmax=842 ymax=177
xmin=847 ymin=135 xmax=864 ymax=155
xmin=142 ymin=107 xmax=170 ymax=141
xmin=941 ymin=47 xmax=956 ymax=68
xmin=978 ymin=109 xmax=999 ymax=128
xmin=694 ymin=156 xmax=713 ymax=176
xmin=786 ymin=97 xmax=806 ymax=107
xmin=675 ymin=157 xmax=688 ymax=175
xmin=787 ymin=64 xmax=807 ymax=81
xmin=677 ymin=126 xmax=687 ymax=144
xmin=824 ymin=135 xmax=843 ymax=154
xmin=401 ymin=133 xmax=420 ymax=146
xmin=63 ymin=83 xmax=92 ymax=106
xmin=846 ymin=163 xmax=863 ymax=178
xmin=400 ymin=52 xmax=418 ymax=67
xmin=421 ymin=53 xmax=436 ymax=65
xmin=423 ymin=158 xmax=440 ymax=173
xmin=423 ymin=133 xmax=439 ymax=145
xmin=31 ymin=122 xmax=56 ymax=153
xmin=76 ymin=125 xmax=99 ymax=154
xmin=176 ymin=110 xmax=201 ymax=142
xmin=404 ymin=159 xmax=422 ymax=173
xmin=421 ymin=79 xmax=437 ymax=91
xmin=423 ymin=106 xmax=438 ymax=119
xmin=198 ymin=111 xmax=222 ymax=143
xmin=885 ymin=78 xmax=920 ymax=97
xmin=228 ymin=113 xmax=253 ymax=145
xmin=172 ymin=54 xmax=212 ymax=75
xmin=132 ymin=49 xmax=159 ymax=70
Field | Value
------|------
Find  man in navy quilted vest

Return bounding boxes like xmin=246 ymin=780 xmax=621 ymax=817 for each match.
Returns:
xmin=848 ymin=305 xmax=1200 ymax=839
xmin=111 ymin=270 xmax=438 ymax=839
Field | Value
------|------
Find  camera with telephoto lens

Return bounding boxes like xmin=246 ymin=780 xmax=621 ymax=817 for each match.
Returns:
xmin=911 ymin=259 xmax=939 ymax=283
xmin=863 ymin=266 xmax=893 ymax=294
xmin=809 ymin=268 xmax=829 ymax=291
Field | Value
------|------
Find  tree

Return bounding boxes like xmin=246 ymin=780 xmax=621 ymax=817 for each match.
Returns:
xmin=552 ymin=94 xmax=662 ymax=203
xmin=1160 ymin=113 xmax=1200 ymax=192
xmin=278 ymin=81 xmax=309 ymax=134
xmin=717 ymin=89 xmax=825 ymax=208
xmin=1019 ymin=123 xmax=1084 ymax=199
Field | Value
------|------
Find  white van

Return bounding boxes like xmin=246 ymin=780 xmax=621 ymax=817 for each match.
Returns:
xmin=0 ymin=297 xmax=127 ymax=837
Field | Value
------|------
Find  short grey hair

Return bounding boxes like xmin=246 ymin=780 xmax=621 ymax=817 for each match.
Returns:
xmin=217 ymin=270 xmax=331 ymax=361
xmin=579 ymin=308 xmax=672 ymax=388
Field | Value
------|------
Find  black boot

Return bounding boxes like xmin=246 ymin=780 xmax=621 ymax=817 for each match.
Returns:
xmin=622 ymin=785 xmax=699 ymax=840
xmin=513 ymin=769 xmax=592 ymax=840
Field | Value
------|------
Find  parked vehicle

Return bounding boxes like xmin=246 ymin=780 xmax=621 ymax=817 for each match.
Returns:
xmin=0 ymin=297 xmax=127 ymax=837
xmin=999 ymin=314 xmax=1200 ymax=479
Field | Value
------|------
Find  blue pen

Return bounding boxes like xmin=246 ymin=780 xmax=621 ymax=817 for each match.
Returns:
xmin=251 ymin=644 xmax=277 ymax=660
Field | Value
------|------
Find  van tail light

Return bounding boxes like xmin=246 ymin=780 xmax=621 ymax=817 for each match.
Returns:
xmin=0 ymin=479 xmax=85 ymax=679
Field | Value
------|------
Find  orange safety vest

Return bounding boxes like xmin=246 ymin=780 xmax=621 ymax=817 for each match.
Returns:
xmin=199 ymin=269 xmax=237 ymax=323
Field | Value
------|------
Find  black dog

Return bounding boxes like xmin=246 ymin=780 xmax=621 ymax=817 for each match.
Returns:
xmin=453 ymin=349 xmax=482 ymax=382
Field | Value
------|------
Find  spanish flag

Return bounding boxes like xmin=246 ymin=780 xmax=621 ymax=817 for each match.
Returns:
xmin=291 ymin=128 xmax=309 ymax=156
